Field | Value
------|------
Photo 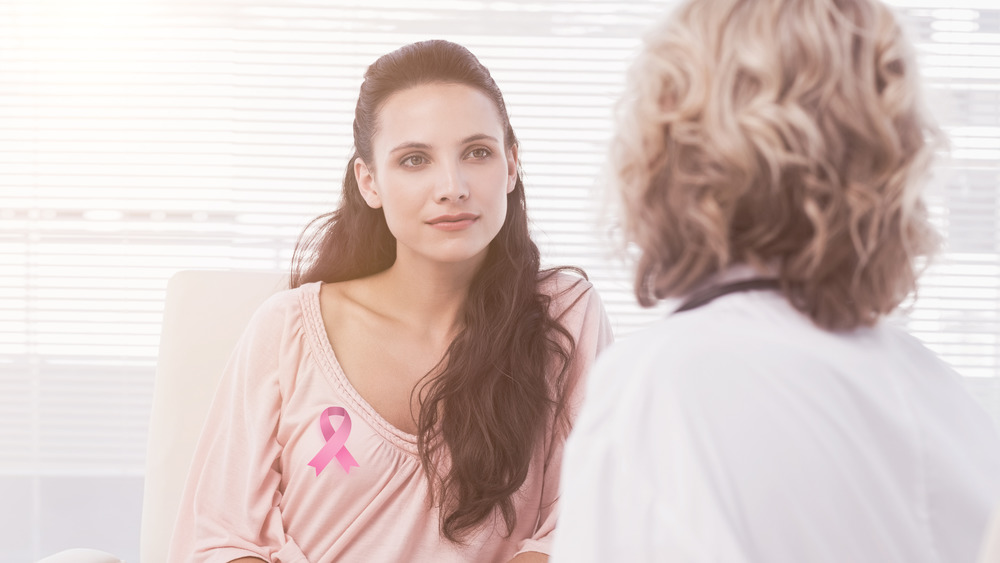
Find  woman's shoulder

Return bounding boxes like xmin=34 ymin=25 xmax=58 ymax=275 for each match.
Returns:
xmin=537 ymin=268 xmax=610 ymax=338
xmin=252 ymin=281 xmax=318 ymax=316
xmin=538 ymin=268 xmax=595 ymax=304
xmin=238 ymin=281 xmax=322 ymax=342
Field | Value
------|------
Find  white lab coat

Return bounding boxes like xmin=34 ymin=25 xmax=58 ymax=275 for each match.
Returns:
xmin=553 ymin=278 xmax=1000 ymax=563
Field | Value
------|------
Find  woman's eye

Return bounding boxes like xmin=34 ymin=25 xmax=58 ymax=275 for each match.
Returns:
xmin=468 ymin=148 xmax=491 ymax=159
xmin=401 ymin=155 xmax=426 ymax=167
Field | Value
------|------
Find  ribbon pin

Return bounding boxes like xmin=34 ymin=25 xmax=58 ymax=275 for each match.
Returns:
xmin=307 ymin=406 xmax=359 ymax=475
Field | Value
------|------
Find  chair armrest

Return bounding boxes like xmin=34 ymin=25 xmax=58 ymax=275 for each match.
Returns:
xmin=36 ymin=548 xmax=125 ymax=563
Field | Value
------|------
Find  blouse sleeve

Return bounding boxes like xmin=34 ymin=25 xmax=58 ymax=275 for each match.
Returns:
xmin=514 ymin=278 xmax=615 ymax=557
xmin=167 ymin=293 xmax=309 ymax=563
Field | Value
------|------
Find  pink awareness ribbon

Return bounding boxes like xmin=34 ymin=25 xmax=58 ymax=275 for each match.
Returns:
xmin=307 ymin=406 xmax=359 ymax=475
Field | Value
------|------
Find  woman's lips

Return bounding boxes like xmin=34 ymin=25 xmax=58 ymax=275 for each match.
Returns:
xmin=427 ymin=213 xmax=478 ymax=231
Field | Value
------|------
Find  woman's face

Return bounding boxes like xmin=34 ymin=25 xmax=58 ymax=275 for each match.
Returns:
xmin=355 ymin=82 xmax=517 ymax=270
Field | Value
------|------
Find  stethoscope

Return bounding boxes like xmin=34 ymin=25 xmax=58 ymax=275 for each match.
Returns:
xmin=674 ymin=278 xmax=781 ymax=313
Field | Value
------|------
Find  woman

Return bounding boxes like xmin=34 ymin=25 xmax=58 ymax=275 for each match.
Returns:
xmin=169 ymin=40 xmax=612 ymax=563
xmin=553 ymin=1 xmax=1000 ymax=562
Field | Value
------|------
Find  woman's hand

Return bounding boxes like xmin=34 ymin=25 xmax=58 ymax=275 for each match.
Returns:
xmin=509 ymin=552 xmax=548 ymax=563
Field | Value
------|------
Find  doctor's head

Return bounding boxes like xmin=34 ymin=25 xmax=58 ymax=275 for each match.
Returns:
xmin=613 ymin=0 xmax=941 ymax=330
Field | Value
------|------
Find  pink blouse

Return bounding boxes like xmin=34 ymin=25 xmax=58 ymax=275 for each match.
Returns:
xmin=168 ymin=272 xmax=612 ymax=563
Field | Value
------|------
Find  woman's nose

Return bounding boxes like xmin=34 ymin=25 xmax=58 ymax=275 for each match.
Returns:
xmin=434 ymin=163 xmax=469 ymax=202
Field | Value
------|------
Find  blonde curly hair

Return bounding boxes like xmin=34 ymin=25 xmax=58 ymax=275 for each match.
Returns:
xmin=614 ymin=0 xmax=942 ymax=330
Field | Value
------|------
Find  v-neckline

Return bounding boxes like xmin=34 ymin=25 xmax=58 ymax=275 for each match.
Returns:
xmin=299 ymin=281 xmax=421 ymax=455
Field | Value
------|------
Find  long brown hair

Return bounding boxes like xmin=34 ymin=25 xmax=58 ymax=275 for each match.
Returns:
xmin=290 ymin=40 xmax=579 ymax=542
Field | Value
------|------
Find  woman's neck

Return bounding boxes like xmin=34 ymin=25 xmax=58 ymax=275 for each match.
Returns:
xmin=366 ymin=254 xmax=481 ymax=342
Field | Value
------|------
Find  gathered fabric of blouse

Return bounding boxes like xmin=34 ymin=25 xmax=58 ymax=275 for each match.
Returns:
xmin=167 ymin=272 xmax=613 ymax=563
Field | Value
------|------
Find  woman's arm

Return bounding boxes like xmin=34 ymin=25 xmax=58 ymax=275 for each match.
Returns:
xmin=167 ymin=295 xmax=294 ymax=562
xmin=518 ymin=280 xmax=614 ymax=559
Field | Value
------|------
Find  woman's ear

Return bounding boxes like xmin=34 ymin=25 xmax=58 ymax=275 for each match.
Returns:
xmin=506 ymin=144 xmax=519 ymax=194
xmin=355 ymin=158 xmax=382 ymax=209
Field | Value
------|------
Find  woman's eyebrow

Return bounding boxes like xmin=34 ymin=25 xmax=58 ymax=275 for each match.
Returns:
xmin=389 ymin=141 xmax=431 ymax=155
xmin=389 ymin=134 xmax=500 ymax=155
xmin=461 ymin=133 xmax=499 ymax=144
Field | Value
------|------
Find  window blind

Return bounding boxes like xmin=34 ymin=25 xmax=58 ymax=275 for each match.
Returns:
xmin=0 ymin=0 xmax=673 ymax=477
xmin=886 ymin=4 xmax=1000 ymax=386
xmin=1 ymin=2 xmax=999 ymax=554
